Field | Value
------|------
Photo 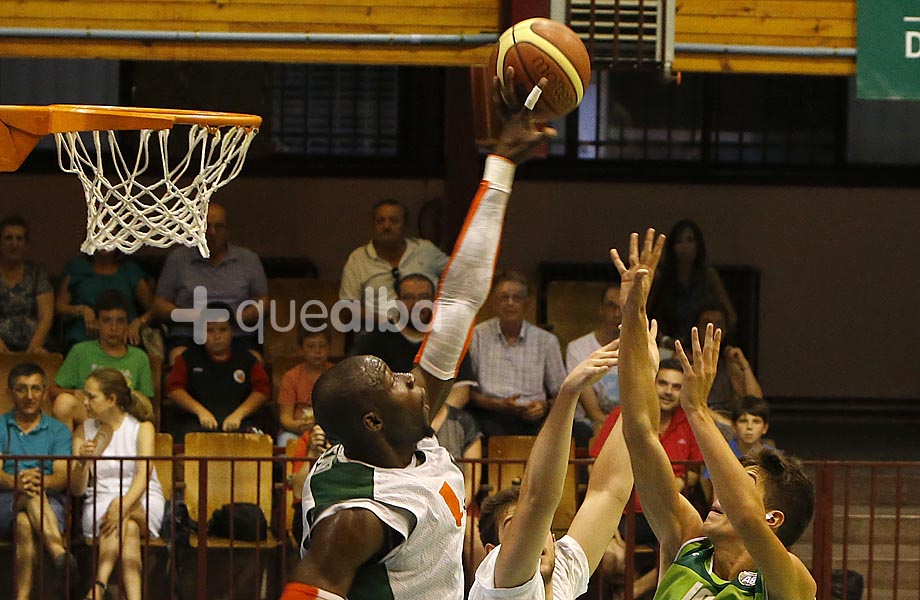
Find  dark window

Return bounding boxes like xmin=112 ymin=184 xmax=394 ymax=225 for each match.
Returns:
xmin=551 ymin=69 xmax=844 ymax=166
xmin=271 ymin=64 xmax=400 ymax=157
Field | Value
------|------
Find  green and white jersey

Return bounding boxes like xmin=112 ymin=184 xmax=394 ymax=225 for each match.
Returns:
xmin=655 ymin=538 xmax=767 ymax=600
xmin=301 ymin=436 xmax=466 ymax=600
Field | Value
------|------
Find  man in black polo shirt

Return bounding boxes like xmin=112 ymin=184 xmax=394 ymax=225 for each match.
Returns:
xmin=166 ymin=304 xmax=271 ymax=442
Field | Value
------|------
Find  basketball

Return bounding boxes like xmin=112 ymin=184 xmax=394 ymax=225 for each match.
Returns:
xmin=489 ymin=17 xmax=591 ymax=122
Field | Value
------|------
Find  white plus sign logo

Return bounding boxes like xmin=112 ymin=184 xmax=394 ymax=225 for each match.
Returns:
xmin=170 ymin=286 xmax=230 ymax=344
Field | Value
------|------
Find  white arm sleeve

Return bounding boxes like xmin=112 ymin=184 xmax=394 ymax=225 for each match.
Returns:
xmin=417 ymin=155 xmax=516 ymax=380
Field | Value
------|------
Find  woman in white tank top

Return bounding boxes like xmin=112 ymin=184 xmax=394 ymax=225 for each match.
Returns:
xmin=69 ymin=367 xmax=165 ymax=600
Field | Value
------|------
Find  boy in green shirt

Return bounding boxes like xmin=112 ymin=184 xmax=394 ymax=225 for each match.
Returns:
xmin=53 ymin=289 xmax=154 ymax=430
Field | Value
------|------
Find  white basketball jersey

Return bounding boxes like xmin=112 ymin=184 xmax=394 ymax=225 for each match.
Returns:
xmin=301 ymin=436 xmax=466 ymax=600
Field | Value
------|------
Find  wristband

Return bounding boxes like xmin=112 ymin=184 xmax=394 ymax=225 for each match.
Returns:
xmin=484 ymin=155 xmax=515 ymax=193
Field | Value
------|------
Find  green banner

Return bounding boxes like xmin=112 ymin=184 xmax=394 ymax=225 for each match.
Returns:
xmin=857 ymin=0 xmax=920 ymax=100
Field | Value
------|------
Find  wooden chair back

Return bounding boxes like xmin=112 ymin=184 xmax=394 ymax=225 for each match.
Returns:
xmin=183 ymin=433 xmax=274 ymax=526
xmin=152 ymin=432 xmax=175 ymax=501
xmin=546 ymin=280 xmax=611 ymax=351
xmin=487 ymin=435 xmax=578 ymax=532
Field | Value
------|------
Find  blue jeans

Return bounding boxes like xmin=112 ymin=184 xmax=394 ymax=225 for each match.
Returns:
xmin=0 ymin=490 xmax=67 ymax=539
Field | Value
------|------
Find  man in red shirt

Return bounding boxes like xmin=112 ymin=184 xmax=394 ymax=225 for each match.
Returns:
xmin=590 ymin=357 xmax=703 ymax=596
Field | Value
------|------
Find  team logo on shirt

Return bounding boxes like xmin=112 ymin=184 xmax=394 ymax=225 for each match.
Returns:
xmin=738 ymin=571 xmax=758 ymax=586
xmin=233 ymin=369 xmax=246 ymax=383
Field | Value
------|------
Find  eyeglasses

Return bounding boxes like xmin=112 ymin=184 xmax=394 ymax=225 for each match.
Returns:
xmin=391 ymin=267 xmax=401 ymax=288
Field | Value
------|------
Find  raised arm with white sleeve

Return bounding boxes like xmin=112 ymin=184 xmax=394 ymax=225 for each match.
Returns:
xmin=414 ymin=80 xmax=555 ymax=418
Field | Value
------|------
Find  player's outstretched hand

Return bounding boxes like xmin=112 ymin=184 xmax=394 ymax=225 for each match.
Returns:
xmin=493 ymin=66 xmax=557 ymax=164
xmin=560 ymin=338 xmax=619 ymax=396
xmin=609 ymin=228 xmax=666 ymax=313
xmin=674 ymin=324 xmax=722 ymax=415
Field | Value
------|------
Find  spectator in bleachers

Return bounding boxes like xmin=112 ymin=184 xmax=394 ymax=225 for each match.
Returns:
xmin=349 ymin=273 xmax=438 ymax=372
xmin=695 ymin=304 xmax=763 ymax=428
xmin=53 ymin=290 xmax=155 ymax=431
xmin=277 ymin=328 xmax=334 ymax=447
xmin=0 ymin=215 xmax=54 ymax=353
xmin=70 ymin=367 xmax=164 ymax=600
xmin=702 ymin=395 xmax=775 ymax=502
xmin=591 ymin=358 xmax=704 ymax=598
xmin=55 ymin=250 xmax=155 ymax=351
xmin=348 ymin=273 xmax=481 ymax=485
xmin=339 ymin=199 xmax=448 ymax=324
xmin=566 ymin=283 xmax=622 ymax=447
xmin=468 ymin=271 xmax=566 ymax=439
xmin=166 ymin=304 xmax=270 ymax=442
xmin=648 ymin=219 xmax=737 ymax=344
xmin=151 ymin=203 xmax=269 ymax=351
xmin=0 ymin=362 xmax=74 ymax=600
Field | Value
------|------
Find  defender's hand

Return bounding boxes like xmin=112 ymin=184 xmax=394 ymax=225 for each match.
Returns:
xmin=675 ymin=324 xmax=722 ymax=415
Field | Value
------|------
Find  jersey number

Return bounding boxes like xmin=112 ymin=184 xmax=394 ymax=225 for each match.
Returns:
xmin=680 ymin=582 xmax=716 ymax=600
xmin=439 ymin=482 xmax=463 ymax=527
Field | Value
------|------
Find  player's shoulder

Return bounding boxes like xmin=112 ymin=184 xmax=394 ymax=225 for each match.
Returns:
xmin=307 ymin=446 xmax=376 ymax=502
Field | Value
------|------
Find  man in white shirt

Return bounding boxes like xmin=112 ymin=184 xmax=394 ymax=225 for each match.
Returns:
xmin=339 ymin=199 xmax=448 ymax=324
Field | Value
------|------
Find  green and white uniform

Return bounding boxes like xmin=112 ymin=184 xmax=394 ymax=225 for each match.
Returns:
xmin=655 ymin=538 xmax=767 ymax=600
xmin=301 ymin=436 xmax=466 ymax=600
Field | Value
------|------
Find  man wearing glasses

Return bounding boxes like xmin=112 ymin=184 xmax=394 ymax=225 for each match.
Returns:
xmin=0 ymin=362 xmax=75 ymax=600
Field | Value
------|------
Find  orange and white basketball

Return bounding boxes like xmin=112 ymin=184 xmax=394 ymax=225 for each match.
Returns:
xmin=489 ymin=18 xmax=592 ymax=122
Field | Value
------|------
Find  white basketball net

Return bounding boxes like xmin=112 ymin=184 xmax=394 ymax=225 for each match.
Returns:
xmin=55 ymin=124 xmax=258 ymax=257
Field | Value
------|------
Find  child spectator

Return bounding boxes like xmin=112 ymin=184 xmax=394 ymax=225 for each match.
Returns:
xmin=702 ymin=396 xmax=775 ymax=502
xmin=166 ymin=304 xmax=270 ymax=442
xmin=53 ymin=290 xmax=155 ymax=431
xmin=276 ymin=329 xmax=333 ymax=447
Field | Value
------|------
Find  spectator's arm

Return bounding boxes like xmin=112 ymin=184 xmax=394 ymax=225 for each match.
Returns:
xmin=444 ymin=381 xmax=470 ymax=409
xmin=115 ymin=421 xmax=157 ymax=514
xmin=240 ymin=295 xmax=269 ymax=327
xmin=461 ymin=437 xmax=482 ymax=507
xmin=166 ymin=354 xmax=212 ymax=425
xmin=69 ymin=423 xmax=91 ymax=497
xmin=28 ymin=291 xmax=54 ymax=352
xmin=222 ymin=360 xmax=270 ymax=431
xmin=469 ymin=388 xmax=520 ymax=415
xmin=44 ymin=429 xmax=73 ymax=492
xmin=725 ymin=346 xmax=764 ymax=400
xmin=134 ymin=277 xmax=154 ymax=311
xmin=151 ymin=296 xmax=178 ymax=322
xmin=127 ymin=279 xmax=157 ymax=345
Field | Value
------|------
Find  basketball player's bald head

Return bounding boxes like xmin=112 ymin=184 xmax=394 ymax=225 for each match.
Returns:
xmin=312 ymin=355 xmax=390 ymax=448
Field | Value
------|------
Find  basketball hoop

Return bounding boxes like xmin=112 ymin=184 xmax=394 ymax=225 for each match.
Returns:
xmin=0 ymin=104 xmax=261 ymax=257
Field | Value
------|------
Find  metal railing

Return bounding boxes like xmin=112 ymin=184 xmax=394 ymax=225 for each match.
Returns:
xmin=1 ymin=454 xmax=917 ymax=599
